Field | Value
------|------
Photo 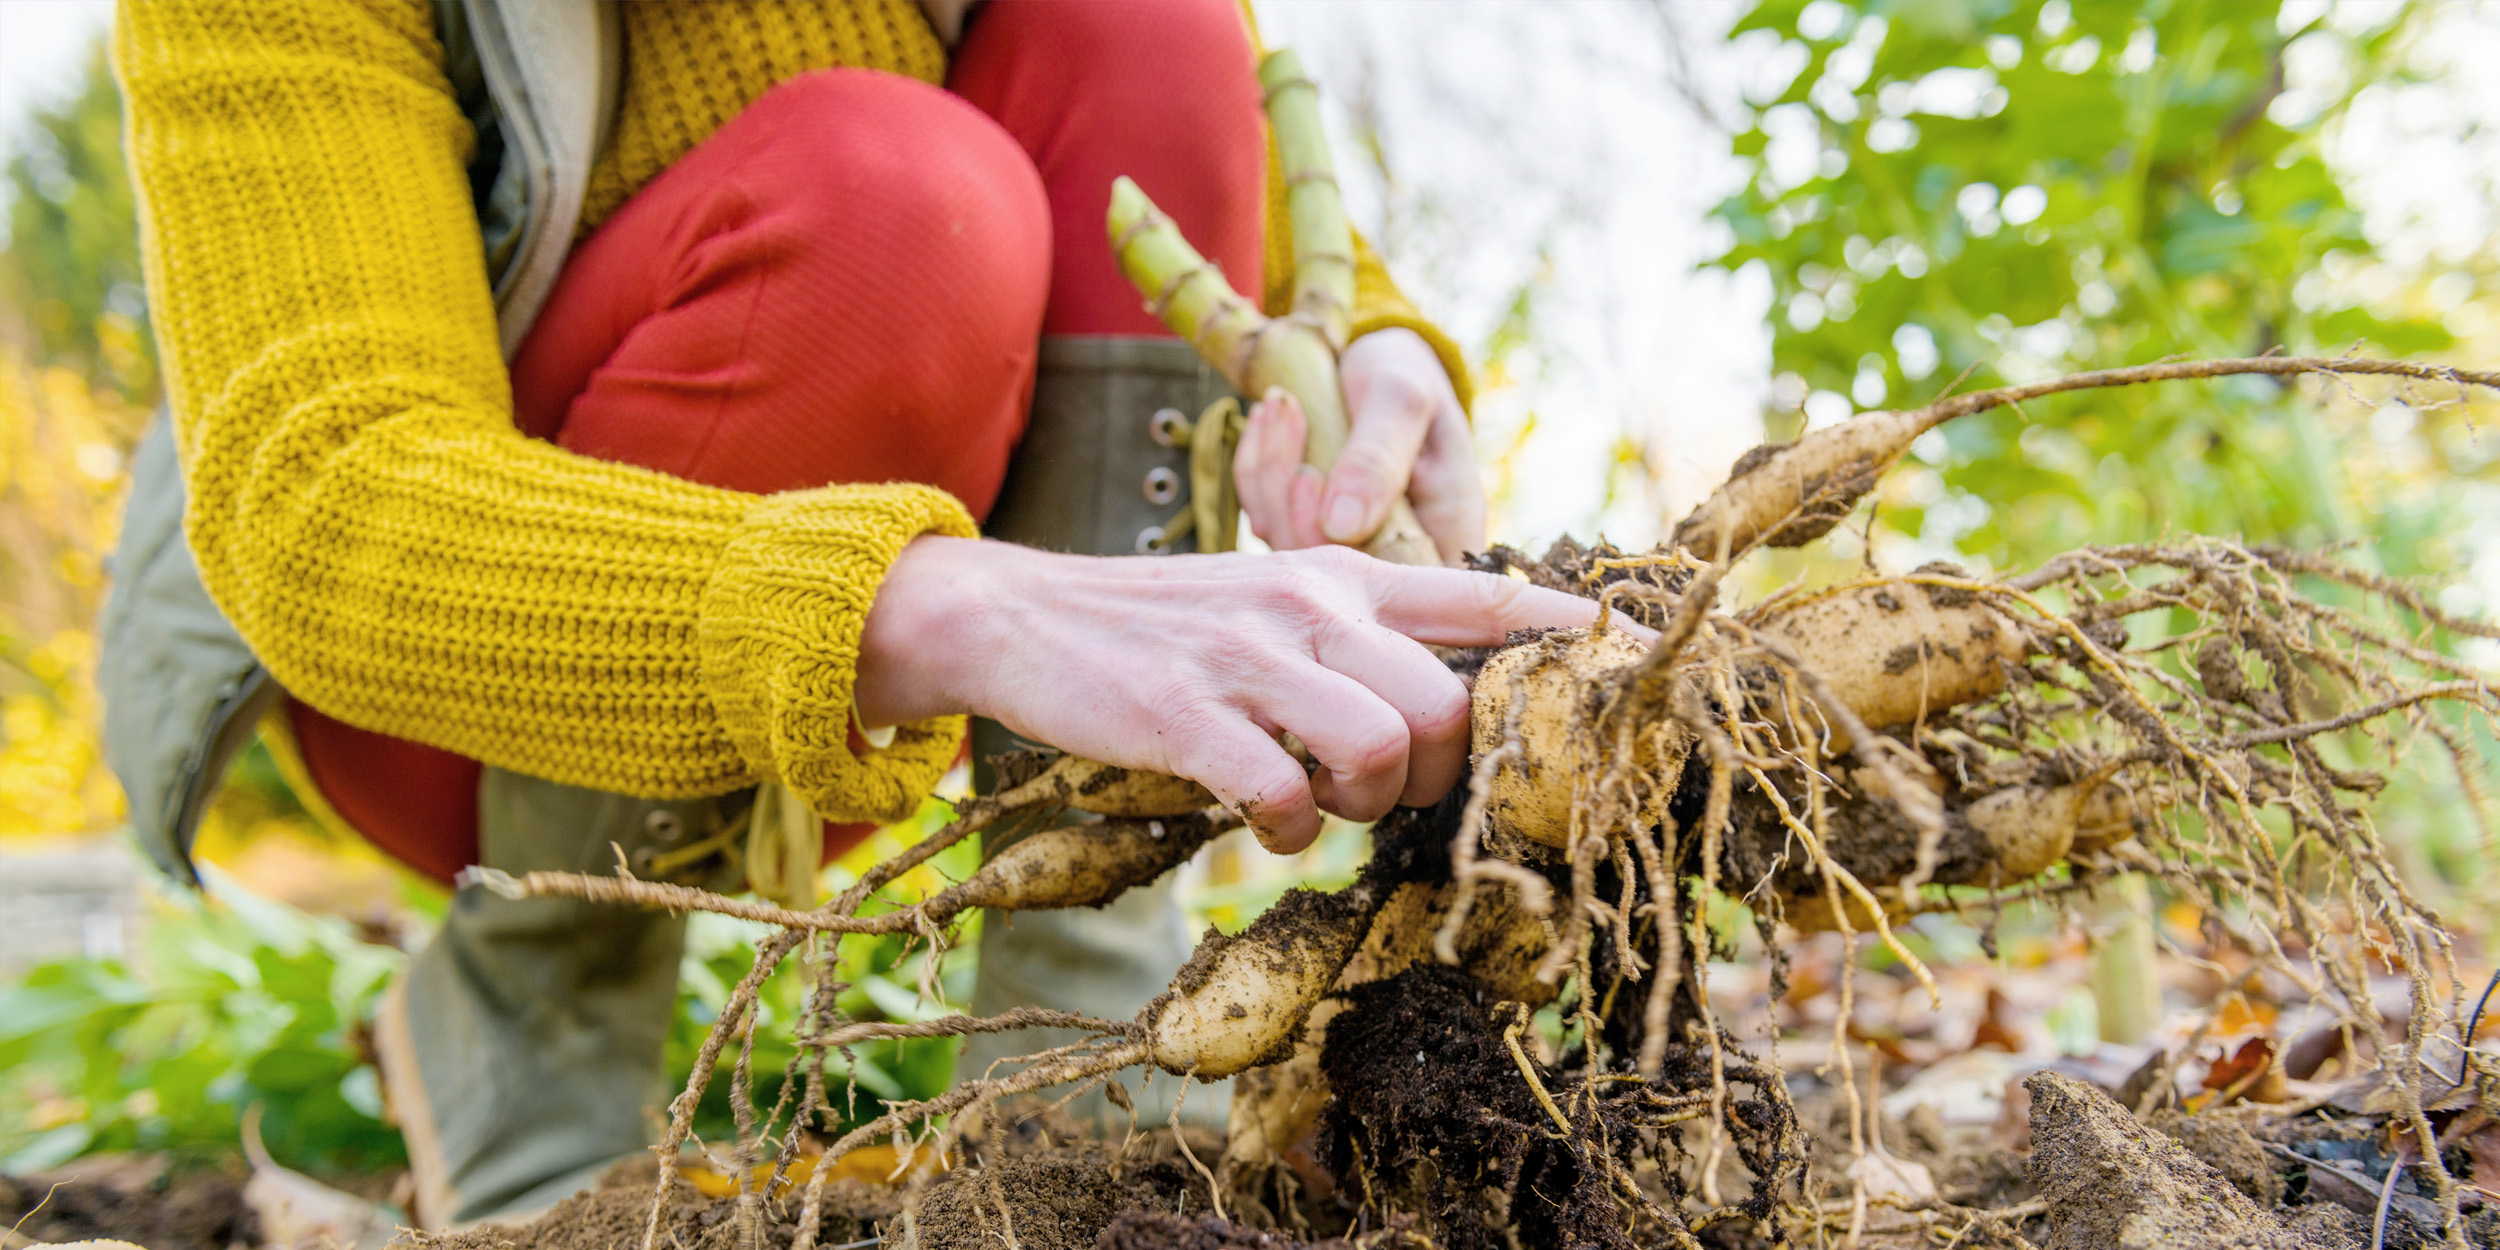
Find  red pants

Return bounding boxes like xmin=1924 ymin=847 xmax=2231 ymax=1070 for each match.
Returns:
xmin=288 ymin=1 xmax=1268 ymax=884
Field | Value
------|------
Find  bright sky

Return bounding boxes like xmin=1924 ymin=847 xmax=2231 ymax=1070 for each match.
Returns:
xmin=0 ymin=1 xmax=112 ymax=137
xmin=1261 ymin=0 xmax=1770 ymax=549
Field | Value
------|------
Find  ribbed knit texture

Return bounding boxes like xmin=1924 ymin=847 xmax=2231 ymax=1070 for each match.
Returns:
xmin=117 ymin=1 xmax=974 ymax=821
xmin=582 ymin=0 xmax=946 ymax=230
xmin=116 ymin=0 xmax=1467 ymax=823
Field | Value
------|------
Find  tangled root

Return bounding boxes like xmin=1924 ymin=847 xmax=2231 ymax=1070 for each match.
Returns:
xmin=480 ymin=356 xmax=2500 ymax=1249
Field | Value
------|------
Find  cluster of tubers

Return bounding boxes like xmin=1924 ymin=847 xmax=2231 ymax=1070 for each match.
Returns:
xmin=513 ymin=41 xmax=2500 ymax=1250
xmin=1000 ymin=568 xmax=2131 ymax=1076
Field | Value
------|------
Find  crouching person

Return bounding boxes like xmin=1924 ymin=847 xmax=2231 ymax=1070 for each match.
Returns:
xmin=101 ymin=0 xmax=1583 ymax=1229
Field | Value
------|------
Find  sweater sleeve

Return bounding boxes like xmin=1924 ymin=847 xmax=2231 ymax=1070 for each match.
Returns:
xmin=115 ymin=0 xmax=972 ymax=822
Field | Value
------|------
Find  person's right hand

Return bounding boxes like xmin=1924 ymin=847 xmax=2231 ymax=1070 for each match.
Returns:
xmin=854 ymin=537 xmax=1636 ymax=852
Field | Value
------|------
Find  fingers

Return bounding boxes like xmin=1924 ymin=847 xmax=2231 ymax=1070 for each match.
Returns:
xmin=1256 ymin=662 xmax=1415 ymax=825
xmin=1362 ymin=563 xmax=1627 ymax=647
xmin=1236 ymin=390 xmax=1329 ymax=551
xmin=1231 ymin=387 xmax=1295 ymax=543
xmin=1408 ymin=407 xmax=1491 ymax=563
xmin=1324 ymin=370 xmax=1435 ymax=546
xmin=1308 ymin=619 xmax=1475 ymax=807
xmin=1167 ymin=711 xmax=1324 ymax=854
xmin=1286 ymin=466 xmax=1328 ymax=549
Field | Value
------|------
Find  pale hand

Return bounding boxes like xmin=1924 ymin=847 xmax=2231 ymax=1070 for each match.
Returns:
xmin=1233 ymin=327 xmax=1487 ymax=564
xmin=854 ymin=538 xmax=1631 ymax=853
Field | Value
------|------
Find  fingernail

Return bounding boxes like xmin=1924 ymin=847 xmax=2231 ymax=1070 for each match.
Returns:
xmin=1323 ymin=493 xmax=1366 ymax=541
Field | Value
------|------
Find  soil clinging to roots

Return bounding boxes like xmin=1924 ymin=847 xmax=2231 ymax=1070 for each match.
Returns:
xmin=448 ymin=351 xmax=2500 ymax=1250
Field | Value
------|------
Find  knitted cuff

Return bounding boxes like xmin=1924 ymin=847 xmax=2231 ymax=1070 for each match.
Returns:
xmin=699 ymin=483 xmax=978 ymax=824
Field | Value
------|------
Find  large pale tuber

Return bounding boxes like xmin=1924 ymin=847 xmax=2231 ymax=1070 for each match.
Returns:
xmin=1470 ymin=626 xmax=1688 ymax=847
xmin=922 ymin=816 xmax=1217 ymax=921
xmin=1753 ymin=577 xmax=2032 ymax=750
xmin=1142 ymin=878 xmax=1388 ymax=1078
xmin=1675 ymin=409 xmax=1935 ymax=558
xmin=1468 ymin=583 xmax=2028 ymax=849
xmin=995 ymin=752 xmax=1214 ymax=818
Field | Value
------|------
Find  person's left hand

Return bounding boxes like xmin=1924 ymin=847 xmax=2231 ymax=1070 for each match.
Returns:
xmin=1232 ymin=327 xmax=1487 ymax=564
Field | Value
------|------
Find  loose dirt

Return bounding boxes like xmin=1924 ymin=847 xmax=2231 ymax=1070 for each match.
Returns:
xmin=0 ymin=1157 xmax=259 ymax=1250
xmin=19 ymin=1053 xmax=2500 ymax=1249
xmin=419 ymin=1158 xmax=891 ymax=1250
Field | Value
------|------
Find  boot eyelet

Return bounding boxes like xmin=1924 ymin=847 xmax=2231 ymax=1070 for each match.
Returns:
xmin=1144 ymin=467 xmax=1181 ymax=505
xmin=1136 ymin=525 xmax=1167 ymax=555
xmin=645 ymin=810 xmax=684 ymax=843
xmin=1149 ymin=407 xmax=1191 ymax=447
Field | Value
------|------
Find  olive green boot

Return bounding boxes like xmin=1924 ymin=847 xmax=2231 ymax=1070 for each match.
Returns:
xmin=961 ymin=337 xmax=1236 ymax=1132
xmin=377 ymin=770 xmax=721 ymax=1229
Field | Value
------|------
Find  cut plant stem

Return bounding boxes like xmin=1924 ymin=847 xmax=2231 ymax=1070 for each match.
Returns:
xmin=1104 ymin=54 xmax=1441 ymax=567
xmin=1259 ymin=49 xmax=1355 ymax=349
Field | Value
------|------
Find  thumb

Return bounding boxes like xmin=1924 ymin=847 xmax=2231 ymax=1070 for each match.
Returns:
xmin=1321 ymin=385 xmax=1433 ymax=545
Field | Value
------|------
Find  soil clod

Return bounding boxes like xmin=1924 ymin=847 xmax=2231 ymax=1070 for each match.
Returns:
xmin=2024 ymin=1071 xmax=2331 ymax=1249
xmin=0 ymin=1157 xmax=260 ymax=1250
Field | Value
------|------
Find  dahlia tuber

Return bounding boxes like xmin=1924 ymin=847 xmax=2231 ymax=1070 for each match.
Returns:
xmin=1673 ymin=356 xmax=2500 ymax=562
xmin=1469 ymin=625 xmax=1687 ymax=847
xmin=922 ymin=816 xmax=1217 ymax=920
xmin=1751 ymin=576 xmax=2032 ymax=751
xmin=1142 ymin=878 xmax=1389 ymax=1078
xmin=995 ymin=752 xmax=1215 ymax=818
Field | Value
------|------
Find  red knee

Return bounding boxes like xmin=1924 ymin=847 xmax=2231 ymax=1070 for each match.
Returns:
xmin=337 ymin=71 xmax=1048 ymax=883
xmin=949 ymin=0 xmax=1266 ymax=335
xmin=515 ymin=69 xmax=1051 ymax=506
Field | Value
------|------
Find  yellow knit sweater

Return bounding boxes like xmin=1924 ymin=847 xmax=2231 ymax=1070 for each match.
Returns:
xmin=115 ymin=0 xmax=1467 ymax=822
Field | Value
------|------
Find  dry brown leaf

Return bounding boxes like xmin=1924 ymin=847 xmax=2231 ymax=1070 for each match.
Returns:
xmin=1970 ymin=987 xmax=2023 ymax=1053
xmin=2200 ymin=1036 xmax=2288 ymax=1105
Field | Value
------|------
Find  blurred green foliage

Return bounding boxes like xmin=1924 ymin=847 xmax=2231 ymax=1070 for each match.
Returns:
xmin=2 ymin=43 xmax=155 ymax=404
xmin=0 ymin=801 xmax=986 ymax=1178
xmin=669 ymin=799 xmax=985 ymax=1146
xmin=1712 ymin=0 xmax=2489 ymax=567
xmin=0 ymin=869 xmax=406 ymax=1175
xmin=0 ymin=836 xmax=981 ymax=1178
xmin=1712 ymin=0 xmax=2500 ymax=905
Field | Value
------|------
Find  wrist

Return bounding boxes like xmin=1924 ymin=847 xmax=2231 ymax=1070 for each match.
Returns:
xmin=856 ymin=534 xmax=998 ymax=728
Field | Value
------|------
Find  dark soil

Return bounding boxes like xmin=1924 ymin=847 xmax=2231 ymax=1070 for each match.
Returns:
xmin=2152 ymin=1107 xmax=2288 ymax=1207
xmin=416 ymin=1157 xmax=893 ymax=1250
xmin=1094 ymin=1210 xmax=1428 ymax=1249
xmin=2017 ymin=1072 xmax=2479 ymax=1250
xmin=398 ymin=1111 xmax=1234 ymax=1250
xmin=40 ymin=1056 xmax=2500 ymax=1250
xmin=2025 ymin=1071 xmax=2293 ymax=1249
xmin=1312 ymin=961 xmax=1754 ymax=1250
xmin=914 ymin=1149 xmax=1154 ymax=1250
xmin=0 ymin=1156 xmax=260 ymax=1250
xmin=911 ymin=1112 xmax=1219 ymax=1250
xmin=1721 ymin=775 xmax=1999 ymax=907
xmin=1318 ymin=962 xmax=1574 ymax=1250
